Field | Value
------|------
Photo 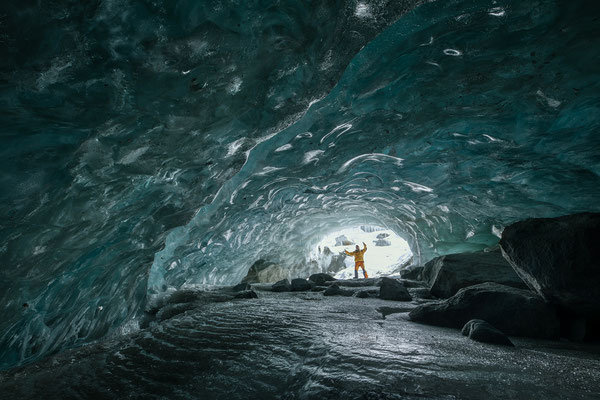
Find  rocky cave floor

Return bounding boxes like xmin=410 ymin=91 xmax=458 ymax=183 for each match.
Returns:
xmin=1 ymin=278 xmax=599 ymax=400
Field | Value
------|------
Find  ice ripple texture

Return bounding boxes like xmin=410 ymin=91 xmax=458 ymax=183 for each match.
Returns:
xmin=1 ymin=0 xmax=600 ymax=368
xmin=1 ymin=293 xmax=599 ymax=399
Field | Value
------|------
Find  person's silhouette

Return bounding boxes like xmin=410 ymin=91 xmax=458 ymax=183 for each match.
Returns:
xmin=345 ymin=242 xmax=368 ymax=279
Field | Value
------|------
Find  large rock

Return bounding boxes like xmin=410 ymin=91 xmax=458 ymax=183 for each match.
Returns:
xmin=399 ymin=279 xmax=427 ymax=288
xmin=408 ymin=287 xmax=433 ymax=299
xmin=326 ymin=254 xmax=347 ymax=274
xmin=271 ymin=279 xmax=291 ymax=292
xmin=422 ymin=250 xmax=527 ymax=298
xmin=374 ymin=239 xmax=391 ymax=246
xmin=408 ymin=282 xmax=559 ymax=339
xmin=461 ymin=319 xmax=514 ymax=347
xmin=242 ymin=259 xmax=288 ymax=283
xmin=290 ymin=278 xmax=313 ymax=291
xmin=499 ymin=213 xmax=600 ymax=317
xmin=400 ymin=265 xmax=423 ymax=281
xmin=379 ymin=277 xmax=412 ymax=301
xmin=335 ymin=235 xmax=354 ymax=246
xmin=308 ymin=273 xmax=336 ymax=286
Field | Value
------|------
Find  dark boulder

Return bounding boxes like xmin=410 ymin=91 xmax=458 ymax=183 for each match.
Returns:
xmin=407 ymin=287 xmax=433 ymax=299
xmin=354 ymin=289 xmax=379 ymax=298
xmin=400 ymin=265 xmax=423 ymax=281
xmin=232 ymin=282 xmax=251 ymax=292
xmin=422 ymin=249 xmax=527 ymax=298
xmin=409 ymin=282 xmax=559 ymax=339
xmin=234 ymin=290 xmax=258 ymax=299
xmin=399 ymin=279 xmax=427 ymax=288
xmin=323 ymin=283 xmax=353 ymax=297
xmin=335 ymin=278 xmax=380 ymax=287
xmin=308 ymin=273 xmax=336 ymax=286
xmin=499 ymin=212 xmax=600 ymax=317
xmin=379 ymin=277 xmax=412 ymax=301
xmin=271 ymin=279 xmax=291 ymax=292
xmin=155 ymin=303 xmax=197 ymax=322
xmin=165 ymin=290 xmax=202 ymax=305
xmin=461 ymin=319 xmax=514 ymax=347
xmin=291 ymin=278 xmax=314 ymax=291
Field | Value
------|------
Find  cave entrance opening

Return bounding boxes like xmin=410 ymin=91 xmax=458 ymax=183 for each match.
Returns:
xmin=313 ymin=226 xmax=412 ymax=279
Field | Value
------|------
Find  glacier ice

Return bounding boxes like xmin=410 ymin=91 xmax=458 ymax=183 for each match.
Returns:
xmin=1 ymin=0 xmax=600 ymax=369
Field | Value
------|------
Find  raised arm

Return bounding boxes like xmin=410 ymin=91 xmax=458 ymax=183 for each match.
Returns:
xmin=362 ymin=242 xmax=367 ymax=251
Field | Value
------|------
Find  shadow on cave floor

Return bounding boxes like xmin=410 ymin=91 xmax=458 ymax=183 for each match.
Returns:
xmin=1 ymin=288 xmax=599 ymax=400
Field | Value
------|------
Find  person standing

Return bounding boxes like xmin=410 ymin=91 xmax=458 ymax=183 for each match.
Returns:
xmin=345 ymin=242 xmax=368 ymax=279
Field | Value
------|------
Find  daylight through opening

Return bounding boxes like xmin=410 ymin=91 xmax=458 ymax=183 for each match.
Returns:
xmin=312 ymin=226 xmax=413 ymax=279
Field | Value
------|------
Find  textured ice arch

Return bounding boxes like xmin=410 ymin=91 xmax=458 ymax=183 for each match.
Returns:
xmin=147 ymin=0 xmax=600 ymax=293
xmin=1 ymin=0 xmax=600 ymax=370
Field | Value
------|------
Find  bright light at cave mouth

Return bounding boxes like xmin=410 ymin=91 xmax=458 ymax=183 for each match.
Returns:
xmin=313 ymin=227 xmax=413 ymax=279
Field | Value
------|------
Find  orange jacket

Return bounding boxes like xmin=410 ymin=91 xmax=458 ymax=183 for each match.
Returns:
xmin=345 ymin=244 xmax=367 ymax=262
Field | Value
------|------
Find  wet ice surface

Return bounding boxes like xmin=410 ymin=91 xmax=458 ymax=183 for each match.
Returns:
xmin=1 ymin=289 xmax=599 ymax=400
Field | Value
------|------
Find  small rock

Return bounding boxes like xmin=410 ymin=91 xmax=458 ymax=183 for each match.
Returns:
xmin=379 ymin=277 xmax=412 ymax=301
xmin=234 ymin=290 xmax=258 ymax=299
xmin=323 ymin=283 xmax=353 ymax=297
xmin=462 ymin=319 xmax=514 ymax=347
xmin=374 ymin=239 xmax=391 ymax=246
xmin=376 ymin=233 xmax=390 ymax=239
xmin=232 ymin=282 xmax=251 ymax=292
xmin=378 ymin=306 xmax=412 ymax=319
xmin=308 ymin=273 xmax=336 ymax=286
xmin=336 ymin=278 xmax=379 ymax=287
xmin=291 ymin=278 xmax=313 ymax=291
xmin=271 ymin=279 xmax=291 ymax=292
xmin=354 ymin=289 xmax=378 ymax=298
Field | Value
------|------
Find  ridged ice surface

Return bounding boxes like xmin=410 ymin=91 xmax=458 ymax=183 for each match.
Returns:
xmin=1 ymin=0 xmax=600 ymax=368
xmin=1 ymin=291 xmax=599 ymax=399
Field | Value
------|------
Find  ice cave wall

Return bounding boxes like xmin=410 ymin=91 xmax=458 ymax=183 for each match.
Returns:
xmin=1 ymin=0 xmax=600 ymax=369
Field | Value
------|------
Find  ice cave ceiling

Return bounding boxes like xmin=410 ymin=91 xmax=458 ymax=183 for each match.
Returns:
xmin=1 ymin=0 xmax=599 ymax=369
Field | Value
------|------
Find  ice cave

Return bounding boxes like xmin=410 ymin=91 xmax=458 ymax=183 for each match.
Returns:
xmin=1 ymin=0 xmax=599 ymax=398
